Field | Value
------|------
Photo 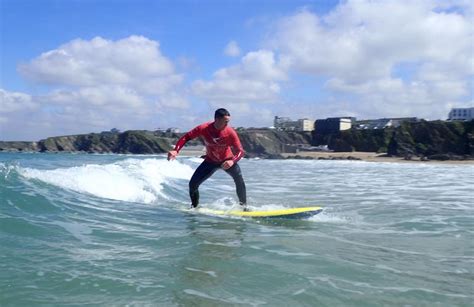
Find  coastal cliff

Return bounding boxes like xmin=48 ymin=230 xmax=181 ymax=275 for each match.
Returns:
xmin=387 ymin=120 xmax=473 ymax=158
xmin=312 ymin=128 xmax=392 ymax=153
xmin=312 ymin=120 xmax=473 ymax=160
xmin=1 ymin=120 xmax=472 ymax=160
xmin=0 ymin=131 xmax=175 ymax=154
xmin=0 ymin=129 xmax=313 ymax=158
xmin=237 ymin=129 xmax=312 ymax=158
xmin=0 ymin=141 xmax=39 ymax=152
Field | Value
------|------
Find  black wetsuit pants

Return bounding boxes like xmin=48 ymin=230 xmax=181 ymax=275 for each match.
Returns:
xmin=189 ymin=160 xmax=246 ymax=208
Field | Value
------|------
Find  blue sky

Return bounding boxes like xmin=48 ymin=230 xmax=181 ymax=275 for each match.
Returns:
xmin=1 ymin=0 xmax=473 ymax=140
xmin=1 ymin=0 xmax=336 ymax=91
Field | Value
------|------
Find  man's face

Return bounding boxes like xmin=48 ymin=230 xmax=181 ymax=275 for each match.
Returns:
xmin=214 ymin=115 xmax=230 ymax=130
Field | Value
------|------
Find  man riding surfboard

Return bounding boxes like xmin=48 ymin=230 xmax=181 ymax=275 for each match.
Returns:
xmin=167 ymin=108 xmax=248 ymax=211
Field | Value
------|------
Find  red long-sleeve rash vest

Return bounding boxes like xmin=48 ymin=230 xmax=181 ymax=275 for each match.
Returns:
xmin=174 ymin=122 xmax=245 ymax=164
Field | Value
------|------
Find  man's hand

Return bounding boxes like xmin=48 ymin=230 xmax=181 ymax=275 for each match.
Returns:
xmin=221 ymin=160 xmax=234 ymax=170
xmin=167 ymin=150 xmax=178 ymax=161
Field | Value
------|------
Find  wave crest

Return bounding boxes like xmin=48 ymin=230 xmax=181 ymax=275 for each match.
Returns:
xmin=18 ymin=158 xmax=194 ymax=204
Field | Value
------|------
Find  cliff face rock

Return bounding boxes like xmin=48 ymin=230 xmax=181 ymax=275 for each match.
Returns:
xmin=12 ymin=131 xmax=173 ymax=154
xmin=115 ymin=131 xmax=172 ymax=154
xmin=1 ymin=121 xmax=472 ymax=159
xmin=311 ymin=120 xmax=473 ymax=159
xmin=38 ymin=133 xmax=119 ymax=153
xmin=238 ymin=129 xmax=312 ymax=158
xmin=0 ymin=141 xmax=38 ymax=152
xmin=38 ymin=134 xmax=112 ymax=152
xmin=387 ymin=120 xmax=473 ymax=158
xmin=312 ymin=128 xmax=392 ymax=153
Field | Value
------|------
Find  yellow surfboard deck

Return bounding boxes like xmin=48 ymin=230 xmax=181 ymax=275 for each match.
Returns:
xmin=188 ymin=206 xmax=323 ymax=219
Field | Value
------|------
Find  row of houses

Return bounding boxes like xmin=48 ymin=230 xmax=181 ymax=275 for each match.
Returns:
xmin=273 ymin=117 xmax=314 ymax=132
xmin=314 ymin=117 xmax=420 ymax=133
xmin=274 ymin=107 xmax=473 ymax=134
xmin=274 ymin=116 xmax=418 ymax=133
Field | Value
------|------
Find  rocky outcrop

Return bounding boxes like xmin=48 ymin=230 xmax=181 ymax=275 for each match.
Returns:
xmin=115 ymin=131 xmax=173 ymax=154
xmin=1 ymin=121 xmax=472 ymax=160
xmin=312 ymin=128 xmax=392 ymax=153
xmin=238 ymin=129 xmax=312 ymax=158
xmin=311 ymin=120 xmax=473 ymax=160
xmin=0 ymin=129 xmax=312 ymax=158
xmin=0 ymin=141 xmax=39 ymax=152
xmin=1 ymin=131 xmax=174 ymax=154
xmin=387 ymin=120 xmax=473 ymax=159
xmin=37 ymin=134 xmax=117 ymax=152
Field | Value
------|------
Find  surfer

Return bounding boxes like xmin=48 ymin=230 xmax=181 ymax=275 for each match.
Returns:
xmin=167 ymin=108 xmax=248 ymax=211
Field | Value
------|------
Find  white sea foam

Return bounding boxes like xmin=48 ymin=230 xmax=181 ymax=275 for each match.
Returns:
xmin=202 ymin=240 xmax=242 ymax=247
xmin=51 ymin=221 xmax=93 ymax=243
xmin=309 ymin=275 xmax=470 ymax=298
xmin=183 ymin=289 xmax=266 ymax=305
xmin=264 ymin=249 xmax=314 ymax=257
xmin=19 ymin=158 xmax=194 ymax=204
xmin=308 ymin=212 xmax=354 ymax=223
xmin=184 ymin=267 xmax=218 ymax=278
xmin=0 ymin=162 xmax=18 ymax=179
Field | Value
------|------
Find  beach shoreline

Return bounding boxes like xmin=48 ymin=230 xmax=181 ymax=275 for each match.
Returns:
xmin=281 ymin=151 xmax=474 ymax=164
xmin=2 ymin=148 xmax=471 ymax=164
xmin=176 ymin=147 xmax=473 ymax=164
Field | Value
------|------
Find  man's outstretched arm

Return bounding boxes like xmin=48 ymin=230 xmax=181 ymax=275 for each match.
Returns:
xmin=168 ymin=125 xmax=202 ymax=161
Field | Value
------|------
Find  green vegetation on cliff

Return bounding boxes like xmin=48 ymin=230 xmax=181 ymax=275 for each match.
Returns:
xmin=0 ymin=141 xmax=38 ymax=152
xmin=1 ymin=120 xmax=472 ymax=160
xmin=387 ymin=120 xmax=473 ymax=157
xmin=32 ymin=131 xmax=173 ymax=154
xmin=312 ymin=120 xmax=473 ymax=158
xmin=116 ymin=131 xmax=172 ymax=154
xmin=312 ymin=128 xmax=392 ymax=153
xmin=238 ymin=129 xmax=312 ymax=158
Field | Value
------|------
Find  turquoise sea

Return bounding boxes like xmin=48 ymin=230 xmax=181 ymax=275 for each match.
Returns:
xmin=1 ymin=152 xmax=473 ymax=306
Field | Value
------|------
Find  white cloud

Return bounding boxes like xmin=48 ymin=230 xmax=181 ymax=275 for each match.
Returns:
xmin=224 ymin=40 xmax=241 ymax=57
xmin=45 ymin=86 xmax=146 ymax=109
xmin=192 ymin=50 xmax=286 ymax=107
xmin=16 ymin=35 xmax=188 ymax=115
xmin=191 ymin=1 xmax=472 ymax=122
xmin=19 ymin=36 xmax=177 ymax=87
xmin=0 ymin=89 xmax=40 ymax=137
xmin=3 ymin=2 xmax=473 ymax=140
xmin=137 ymin=75 xmax=184 ymax=95
xmin=0 ymin=89 xmax=38 ymax=113
xmin=266 ymin=0 xmax=473 ymax=119
xmin=156 ymin=92 xmax=190 ymax=109
xmin=272 ymin=1 xmax=472 ymax=81
xmin=2 ymin=36 xmax=192 ymax=140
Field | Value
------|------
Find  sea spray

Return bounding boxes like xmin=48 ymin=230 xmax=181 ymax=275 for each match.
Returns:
xmin=19 ymin=158 xmax=194 ymax=203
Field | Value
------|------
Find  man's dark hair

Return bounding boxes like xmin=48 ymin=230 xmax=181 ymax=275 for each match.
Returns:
xmin=214 ymin=108 xmax=230 ymax=118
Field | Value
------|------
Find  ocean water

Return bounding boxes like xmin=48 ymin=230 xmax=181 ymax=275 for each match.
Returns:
xmin=1 ymin=152 xmax=473 ymax=306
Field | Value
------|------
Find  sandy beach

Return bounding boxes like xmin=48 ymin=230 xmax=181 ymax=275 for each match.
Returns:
xmin=179 ymin=147 xmax=473 ymax=164
xmin=281 ymin=151 xmax=474 ymax=164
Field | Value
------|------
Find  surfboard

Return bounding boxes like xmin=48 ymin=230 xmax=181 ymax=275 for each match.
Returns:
xmin=187 ymin=206 xmax=322 ymax=219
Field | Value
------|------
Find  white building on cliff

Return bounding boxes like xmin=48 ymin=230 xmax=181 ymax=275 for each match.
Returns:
xmin=274 ymin=116 xmax=314 ymax=131
xmin=448 ymin=107 xmax=474 ymax=121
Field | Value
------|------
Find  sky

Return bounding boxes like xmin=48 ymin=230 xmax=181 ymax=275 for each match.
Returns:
xmin=1 ymin=0 xmax=473 ymax=141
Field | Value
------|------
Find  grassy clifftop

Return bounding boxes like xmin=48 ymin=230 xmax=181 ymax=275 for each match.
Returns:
xmin=312 ymin=128 xmax=392 ymax=153
xmin=312 ymin=120 xmax=473 ymax=158
xmin=387 ymin=120 xmax=473 ymax=157
xmin=2 ymin=131 xmax=174 ymax=154
xmin=1 ymin=121 xmax=472 ymax=160
xmin=238 ymin=129 xmax=312 ymax=158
